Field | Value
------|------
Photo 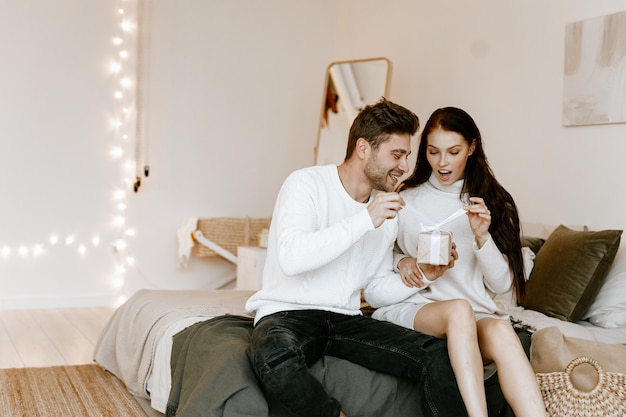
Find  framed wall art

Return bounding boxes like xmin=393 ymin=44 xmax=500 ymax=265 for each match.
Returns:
xmin=563 ymin=10 xmax=626 ymax=126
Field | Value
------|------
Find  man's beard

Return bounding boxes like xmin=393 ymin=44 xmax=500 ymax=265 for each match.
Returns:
xmin=364 ymin=154 xmax=394 ymax=192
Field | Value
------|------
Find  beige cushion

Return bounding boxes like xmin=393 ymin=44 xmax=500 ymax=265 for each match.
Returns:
xmin=521 ymin=225 xmax=622 ymax=322
xmin=531 ymin=326 xmax=626 ymax=391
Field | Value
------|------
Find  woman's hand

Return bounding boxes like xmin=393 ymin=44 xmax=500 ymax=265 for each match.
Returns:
xmin=398 ymin=243 xmax=458 ymax=288
xmin=398 ymin=257 xmax=424 ymax=288
xmin=464 ymin=196 xmax=491 ymax=248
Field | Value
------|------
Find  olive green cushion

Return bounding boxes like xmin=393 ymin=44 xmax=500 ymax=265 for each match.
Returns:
xmin=521 ymin=224 xmax=622 ymax=322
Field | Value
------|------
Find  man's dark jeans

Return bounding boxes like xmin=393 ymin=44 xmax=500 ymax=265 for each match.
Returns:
xmin=250 ymin=310 xmax=467 ymax=417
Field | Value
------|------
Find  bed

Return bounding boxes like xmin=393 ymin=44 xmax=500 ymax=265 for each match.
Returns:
xmin=94 ymin=223 xmax=626 ymax=416
xmin=94 ymin=288 xmax=529 ymax=417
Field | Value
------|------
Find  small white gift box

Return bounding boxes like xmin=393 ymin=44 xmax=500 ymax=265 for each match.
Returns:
xmin=417 ymin=229 xmax=453 ymax=266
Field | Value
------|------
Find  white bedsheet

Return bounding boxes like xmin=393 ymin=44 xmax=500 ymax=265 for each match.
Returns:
xmin=508 ymin=306 xmax=626 ymax=344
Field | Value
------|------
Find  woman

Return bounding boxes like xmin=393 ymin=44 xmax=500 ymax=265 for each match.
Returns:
xmin=365 ymin=107 xmax=546 ymax=417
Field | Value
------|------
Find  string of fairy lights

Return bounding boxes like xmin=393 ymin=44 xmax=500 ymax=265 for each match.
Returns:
xmin=1 ymin=1 xmax=148 ymax=303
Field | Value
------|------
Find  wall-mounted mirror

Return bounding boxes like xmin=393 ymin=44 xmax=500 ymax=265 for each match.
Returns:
xmin=314 ymin=57 xmax=392 ymax=165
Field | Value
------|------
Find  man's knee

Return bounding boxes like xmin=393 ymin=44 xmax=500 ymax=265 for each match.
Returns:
xmin=251 ymin=326 xmax=305 ymax=384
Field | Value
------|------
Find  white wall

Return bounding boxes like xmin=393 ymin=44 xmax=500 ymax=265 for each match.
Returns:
xmin=0 ymin=0 xmax=336 ymax=309
xmin=2 ymin=0 xmax=625 ymax=309
xmin=0 ymin=1 xmax=121 ymax=308
xmin=124 ymin=0 xmax=337 ymax=297
xmin=333 ymin=0 xmax=626 ymax=234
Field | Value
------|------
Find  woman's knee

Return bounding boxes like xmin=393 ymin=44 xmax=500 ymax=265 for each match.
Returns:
xmin=444 ymin=299 xmax=475 ymax=327
xmin=478 ymin=319 xmax=520 ymax=356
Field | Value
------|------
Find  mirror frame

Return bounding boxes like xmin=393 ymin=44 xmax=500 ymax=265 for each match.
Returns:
xmin=313 ymin=57 xmax=392 ymax=165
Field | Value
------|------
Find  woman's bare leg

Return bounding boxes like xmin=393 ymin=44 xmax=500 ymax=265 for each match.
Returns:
xmin=477 ymin=318 xmax=546 ymax=417
xmin=414 ymin=300 xmax=487 ymax=417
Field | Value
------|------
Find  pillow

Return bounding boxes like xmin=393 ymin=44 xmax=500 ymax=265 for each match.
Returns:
xmin=521 ymin=236 xmax=545 ymax=255
xmin=521 ymin=224 xmax=622 ymax=322
xmin=582 ymin=245 xmax=626 ymax=328
xmin=530 ymin=326 xmax=626 ymax=391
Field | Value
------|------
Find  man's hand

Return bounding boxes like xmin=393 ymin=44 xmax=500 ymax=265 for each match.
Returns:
xmin=398 ymin=243 xmax=458 ymax=288
xmin=367 ymin=192 xmax=405 ymax=228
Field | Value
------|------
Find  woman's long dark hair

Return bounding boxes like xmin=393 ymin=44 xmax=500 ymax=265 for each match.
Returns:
xmin=400 ymin=107 xmax=526 ymax=303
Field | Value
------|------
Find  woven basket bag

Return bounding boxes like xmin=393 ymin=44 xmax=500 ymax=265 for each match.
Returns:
xmin=536 ymin=355 xmax=626 ymax=417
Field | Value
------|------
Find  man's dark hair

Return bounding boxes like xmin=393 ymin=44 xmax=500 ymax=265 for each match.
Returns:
xmin=344 ymin=97 xmax=419 ymax=160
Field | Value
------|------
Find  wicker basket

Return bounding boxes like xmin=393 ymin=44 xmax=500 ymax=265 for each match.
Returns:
xmin=194 ymin=217 xmax=271 ymax=257
xmin=536 ymin=355 xmax=626 ymax=417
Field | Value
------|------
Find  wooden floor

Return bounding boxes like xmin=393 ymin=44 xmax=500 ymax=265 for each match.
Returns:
xmin=0 ymin=306 xmax=116 ymax=369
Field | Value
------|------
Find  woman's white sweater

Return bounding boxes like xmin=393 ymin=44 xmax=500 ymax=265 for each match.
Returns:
xmin=364 ymin=175 xmax=512 ymax=319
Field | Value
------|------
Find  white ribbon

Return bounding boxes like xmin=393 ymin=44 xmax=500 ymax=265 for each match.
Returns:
xmin=424 ymin=208 xmax=466 ymax=264
xmin=429 ymin=228 xmax=443 ymax=264
xmin=420 ymin=207 xmax=466 ymax=233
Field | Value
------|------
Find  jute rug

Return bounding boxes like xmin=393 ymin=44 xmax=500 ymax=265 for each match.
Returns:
xmin=0 ymin=364 xmax=147 ymax=416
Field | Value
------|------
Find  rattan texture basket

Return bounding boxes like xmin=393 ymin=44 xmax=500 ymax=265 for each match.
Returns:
xmin=536 ymin=355 xmax=626 ymax=417
xmin=194 ymin=217 xmax=271 ymax=257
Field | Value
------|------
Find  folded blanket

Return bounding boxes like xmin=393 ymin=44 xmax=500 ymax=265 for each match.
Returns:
xmin=166 ymin=315 xmax=270 ymax=417
xmin=165 ymin=315 xmax=423 ymax=417
xmin=93 ymin=289 xmax=253 ymax=398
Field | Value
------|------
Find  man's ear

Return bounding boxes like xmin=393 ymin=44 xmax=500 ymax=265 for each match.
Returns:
xmin=356 ymin=138 xmax=370 ymax=159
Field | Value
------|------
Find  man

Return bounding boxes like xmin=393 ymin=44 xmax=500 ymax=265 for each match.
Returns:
xmin=245 ymin=98 xmax=467 ymax=417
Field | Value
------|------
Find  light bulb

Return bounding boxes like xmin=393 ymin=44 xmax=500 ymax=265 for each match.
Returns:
xmin=33 ymin=245 xmax=45 ymax=256
xmin=78 ymin=245 xmax=87 ymax=255
xmin=111 ymin=118 xmax=122 ymax=129
xmin=110 ymin=146 xmax=124 ymax=158
xmin=121 ymin=20 xmax=133 ymax=32
xmin=114 ymin=239 xmax=128 ymax=252
xmin=113 ymin=189 xmax=126 ymax=200
xmin=108 ymin=61 xmax=122 ymax=74
xmin=113 ymin=215 xmax=126 ymax=228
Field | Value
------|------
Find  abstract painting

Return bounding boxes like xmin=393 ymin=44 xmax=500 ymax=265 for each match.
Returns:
xmin=563 ymin=10 xmax=626 ymax=126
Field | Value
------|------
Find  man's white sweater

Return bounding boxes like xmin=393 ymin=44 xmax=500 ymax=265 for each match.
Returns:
xmin=245 ymin=165 xmax=399 ymax=324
